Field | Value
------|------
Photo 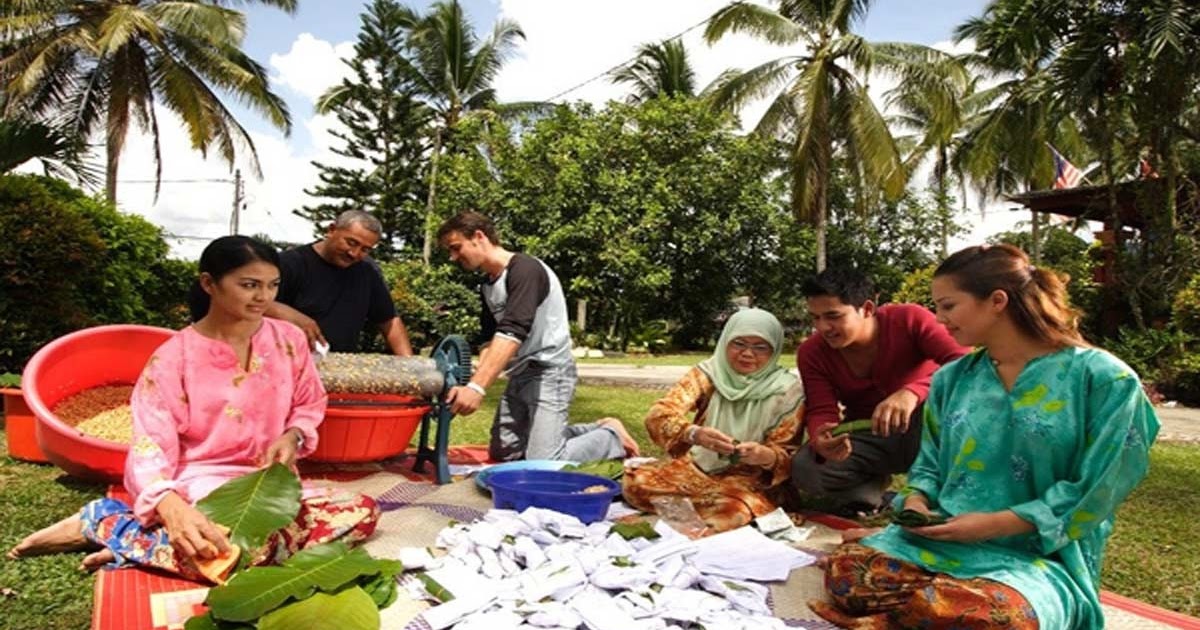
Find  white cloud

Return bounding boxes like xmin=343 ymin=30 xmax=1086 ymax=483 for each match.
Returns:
xmin=494 ymin=0 xmax=804 ymax=127
xmin=269 ymin=33 xmax=357 ymax=102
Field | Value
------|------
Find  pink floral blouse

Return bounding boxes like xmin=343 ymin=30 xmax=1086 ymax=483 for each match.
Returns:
xmin=124 ymin=317 xmax=327 ymax=525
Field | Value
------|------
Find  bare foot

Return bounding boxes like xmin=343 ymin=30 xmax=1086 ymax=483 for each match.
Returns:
xmin=597 ymin=417 xmax=641 ymax=457
xmin=8 ymin=514 xmax=95 ymax=559
xmin=80 ymin=548 xmax=116 ymax=572
xmin=840 ymin=527 xmax=881 ymax=543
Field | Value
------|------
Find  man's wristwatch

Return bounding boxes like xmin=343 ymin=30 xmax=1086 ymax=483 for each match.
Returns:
xmin=291 ymin=429 xmax=304 ymax=450
xmin=465 ymin=382 xmax=487 ymax=396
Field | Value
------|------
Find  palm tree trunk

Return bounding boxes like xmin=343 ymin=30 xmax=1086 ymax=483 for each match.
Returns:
xmin=936 ymin=148 xmax=949 ymax=258
xmin=421 ymin=127 xmax=442 ymax=265
xmin=105 ymin=136 xmax=119 ymax=205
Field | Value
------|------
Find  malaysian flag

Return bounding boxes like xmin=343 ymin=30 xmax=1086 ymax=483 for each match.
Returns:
xmin=1047 ymin=143 xmax=1083 ymax=189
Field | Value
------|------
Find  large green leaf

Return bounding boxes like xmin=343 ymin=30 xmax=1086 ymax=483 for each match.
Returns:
xmin=206 ymin=543 xmax=382 ymax=622
xmin=257 ymin=587 xmax=380 ymax=630
xmin=182 ymin=612 xmax=252 ymax=630
xmin=195 ymin=463 xmax=302 ymax=551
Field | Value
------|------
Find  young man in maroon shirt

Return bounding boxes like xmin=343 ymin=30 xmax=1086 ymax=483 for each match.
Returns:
xmin=790 ymin=268 xmax=969 ymax=516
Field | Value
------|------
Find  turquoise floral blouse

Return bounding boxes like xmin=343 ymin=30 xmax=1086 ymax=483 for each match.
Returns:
xmin=863 ymin=346 xmax=1160 ymax=629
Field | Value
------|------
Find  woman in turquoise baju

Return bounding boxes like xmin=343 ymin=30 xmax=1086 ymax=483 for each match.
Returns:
xmin=813 ymin=244 xmax=1159 ymax=630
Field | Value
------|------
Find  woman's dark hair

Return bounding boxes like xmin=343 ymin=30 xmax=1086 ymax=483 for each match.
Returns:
xmin=934 ymin=243 xmax=1086 ymax=348
xmin=188 ymin=235 xmax=281 ymax=321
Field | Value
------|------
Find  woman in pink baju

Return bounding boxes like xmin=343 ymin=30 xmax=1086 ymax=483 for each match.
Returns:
xmin=9 ymin=236 xmax=379 ymax=582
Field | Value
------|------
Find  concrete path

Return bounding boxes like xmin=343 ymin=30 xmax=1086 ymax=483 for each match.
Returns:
xmin=576 ymin=364 xmax=1200 ymax=444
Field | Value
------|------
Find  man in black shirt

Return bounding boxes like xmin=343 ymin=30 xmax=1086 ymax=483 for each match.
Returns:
xmin=268 ymin=210 xmax=412 ymax=355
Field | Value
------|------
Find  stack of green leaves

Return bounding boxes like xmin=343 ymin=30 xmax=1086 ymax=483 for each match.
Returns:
xmin=184 ymin=464 xmax=402 ymax=630
xmin=560 ymin=458 xmax=624 ymax=480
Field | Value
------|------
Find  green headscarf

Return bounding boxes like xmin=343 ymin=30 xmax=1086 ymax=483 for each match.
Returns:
xmin=691 ymin=308 xmax=801 ymax=473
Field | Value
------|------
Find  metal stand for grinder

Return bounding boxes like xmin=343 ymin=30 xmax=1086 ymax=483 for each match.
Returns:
xmin=413 ymin=335 xmax=473 ymax=484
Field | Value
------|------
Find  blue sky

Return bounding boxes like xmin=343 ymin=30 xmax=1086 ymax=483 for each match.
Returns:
xmin=109 ymin=0 xmax=1004 ymax=257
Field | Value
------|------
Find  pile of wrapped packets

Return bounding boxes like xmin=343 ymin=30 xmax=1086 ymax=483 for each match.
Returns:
xmin=397 ymin=506 xmax=818 ymax=630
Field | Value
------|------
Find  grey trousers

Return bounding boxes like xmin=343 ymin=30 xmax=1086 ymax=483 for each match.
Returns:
xmin=790 ymin=408 xmax=923 ymax=510
xmin=488 ymin=362 xmax=625 ymax=462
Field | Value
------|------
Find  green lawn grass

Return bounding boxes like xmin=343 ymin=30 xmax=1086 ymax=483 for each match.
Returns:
xmin=1 ymin=398 xmax=1198 ymax=628
xmin=448 ymin=382 xmax=667 ymax=457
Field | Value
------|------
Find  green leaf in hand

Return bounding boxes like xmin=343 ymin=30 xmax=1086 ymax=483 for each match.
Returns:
xmin=830 ymin=419 xmax=874 ymax=437
xmin=256 ymin=586 xmax=380 ymax=630
xmin=891 ymin=509 xmax=948 ymax=527
xmin=195 ymin=463 xmax=302 ymax=551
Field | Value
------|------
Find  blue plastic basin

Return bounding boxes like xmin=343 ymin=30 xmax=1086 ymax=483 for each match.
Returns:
xmin=487 ymin=469 xmax=621 ymax=524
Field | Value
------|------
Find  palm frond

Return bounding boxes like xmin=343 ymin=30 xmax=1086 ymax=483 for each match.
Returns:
xmin=703 ymin=2 xmax=805 ymax=47
xmin=704 ymin=56 xmax=801 ymax=118
xmin=150 ymin=2 xmax=246 ymax=46
xmin=1144 ymin=0 xmax=1189 ymax=59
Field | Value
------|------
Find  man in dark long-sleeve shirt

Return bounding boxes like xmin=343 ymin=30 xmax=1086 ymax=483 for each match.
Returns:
xmin=436 ymin=212 xmax=638 ymax=462
xmin=791 ymin=268 xmax=969 ymax=516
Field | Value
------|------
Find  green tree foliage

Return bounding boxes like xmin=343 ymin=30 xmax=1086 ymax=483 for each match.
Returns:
xmin=377 ymin=259 xmax=479 ymax=351
xmin=892 ymin=265 xmax=937 ymax=310
xmin=826 ymin=189 xmax=961 ymax=302
xmin=0 ymin=0 xmax=294 ymax=203
xmin=0 ymin=175 xmax=104 ymax=373
xmin=298 ymin=0 xmax=430 ymax=259
xmin=0 ymin=174 xmax=192 ymax=373
xmin=439 ymin=98 xmax=806 ymax=348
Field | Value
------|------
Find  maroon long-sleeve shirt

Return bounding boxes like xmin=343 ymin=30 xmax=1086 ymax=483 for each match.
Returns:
xmin=797 ymin=303 xmax=969 ymax=441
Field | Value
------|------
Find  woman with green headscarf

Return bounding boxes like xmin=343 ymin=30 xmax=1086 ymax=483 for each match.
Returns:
xmin=623 ymin=308 xmax=805 ymax=533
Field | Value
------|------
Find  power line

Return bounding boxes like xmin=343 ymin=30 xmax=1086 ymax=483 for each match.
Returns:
xmin=164 ymin=232 xmax=220 ymax=242
xmin=540 ymin=15 xmax=712 ymax=103
xmin=117 ymin=178 xmax=234 ymax=184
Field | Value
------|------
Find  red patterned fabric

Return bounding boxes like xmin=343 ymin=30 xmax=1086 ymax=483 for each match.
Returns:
xmin=810 ymin=543 xmax=1039 ymax=630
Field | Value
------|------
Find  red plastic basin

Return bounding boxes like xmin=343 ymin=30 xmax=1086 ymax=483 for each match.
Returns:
xmin=22 ymin=325 xmax=174 ymax=483
xmin=309 ymin=393 xmax=431 ymax=463
xmin=2 ymin=387 xmax=48 ymax=462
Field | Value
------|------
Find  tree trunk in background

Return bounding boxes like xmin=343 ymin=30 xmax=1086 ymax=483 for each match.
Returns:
xmin=421 ymin=128 xmax=442 ymax=265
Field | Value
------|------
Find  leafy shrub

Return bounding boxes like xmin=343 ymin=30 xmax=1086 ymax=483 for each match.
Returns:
xmin=0 ymin=175 xmax=104 ymax=373
xmin=892 ymin=265 xmax=936 ymax=309
xmin=1172 ymin=272 xmax=1200 ymax=335
xmin=377 ymin=260 xmax=479 ymax=351
xmin=1103 ymin=326 xmax=1193 ymax=384
xmin=1160 ymin=351 xmax=1200 ymax=406
xmin=0 ymin=175 xmax=192 ymax=372
xmin=626 ymin=319 xmax=671 ymax=355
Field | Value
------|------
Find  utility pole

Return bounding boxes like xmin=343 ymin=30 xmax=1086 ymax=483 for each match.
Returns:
xmin=230 ymin=169 xmax=244 ymax=235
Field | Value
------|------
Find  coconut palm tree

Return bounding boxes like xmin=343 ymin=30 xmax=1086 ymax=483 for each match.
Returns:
xmin=954 ymin=0 xmax=1089 ymax=262
xmin=703 ymin=0 xmax=949 ymax=271
xmin=0 ymin=0 xmax=294 ymax=203
xmin=885 ymin=53 xmax=974 ymax=257
xmin=610 ymin=39 xmax=697 ymax=103
xmin=394 ymin=0 xmax=526 ymax=262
